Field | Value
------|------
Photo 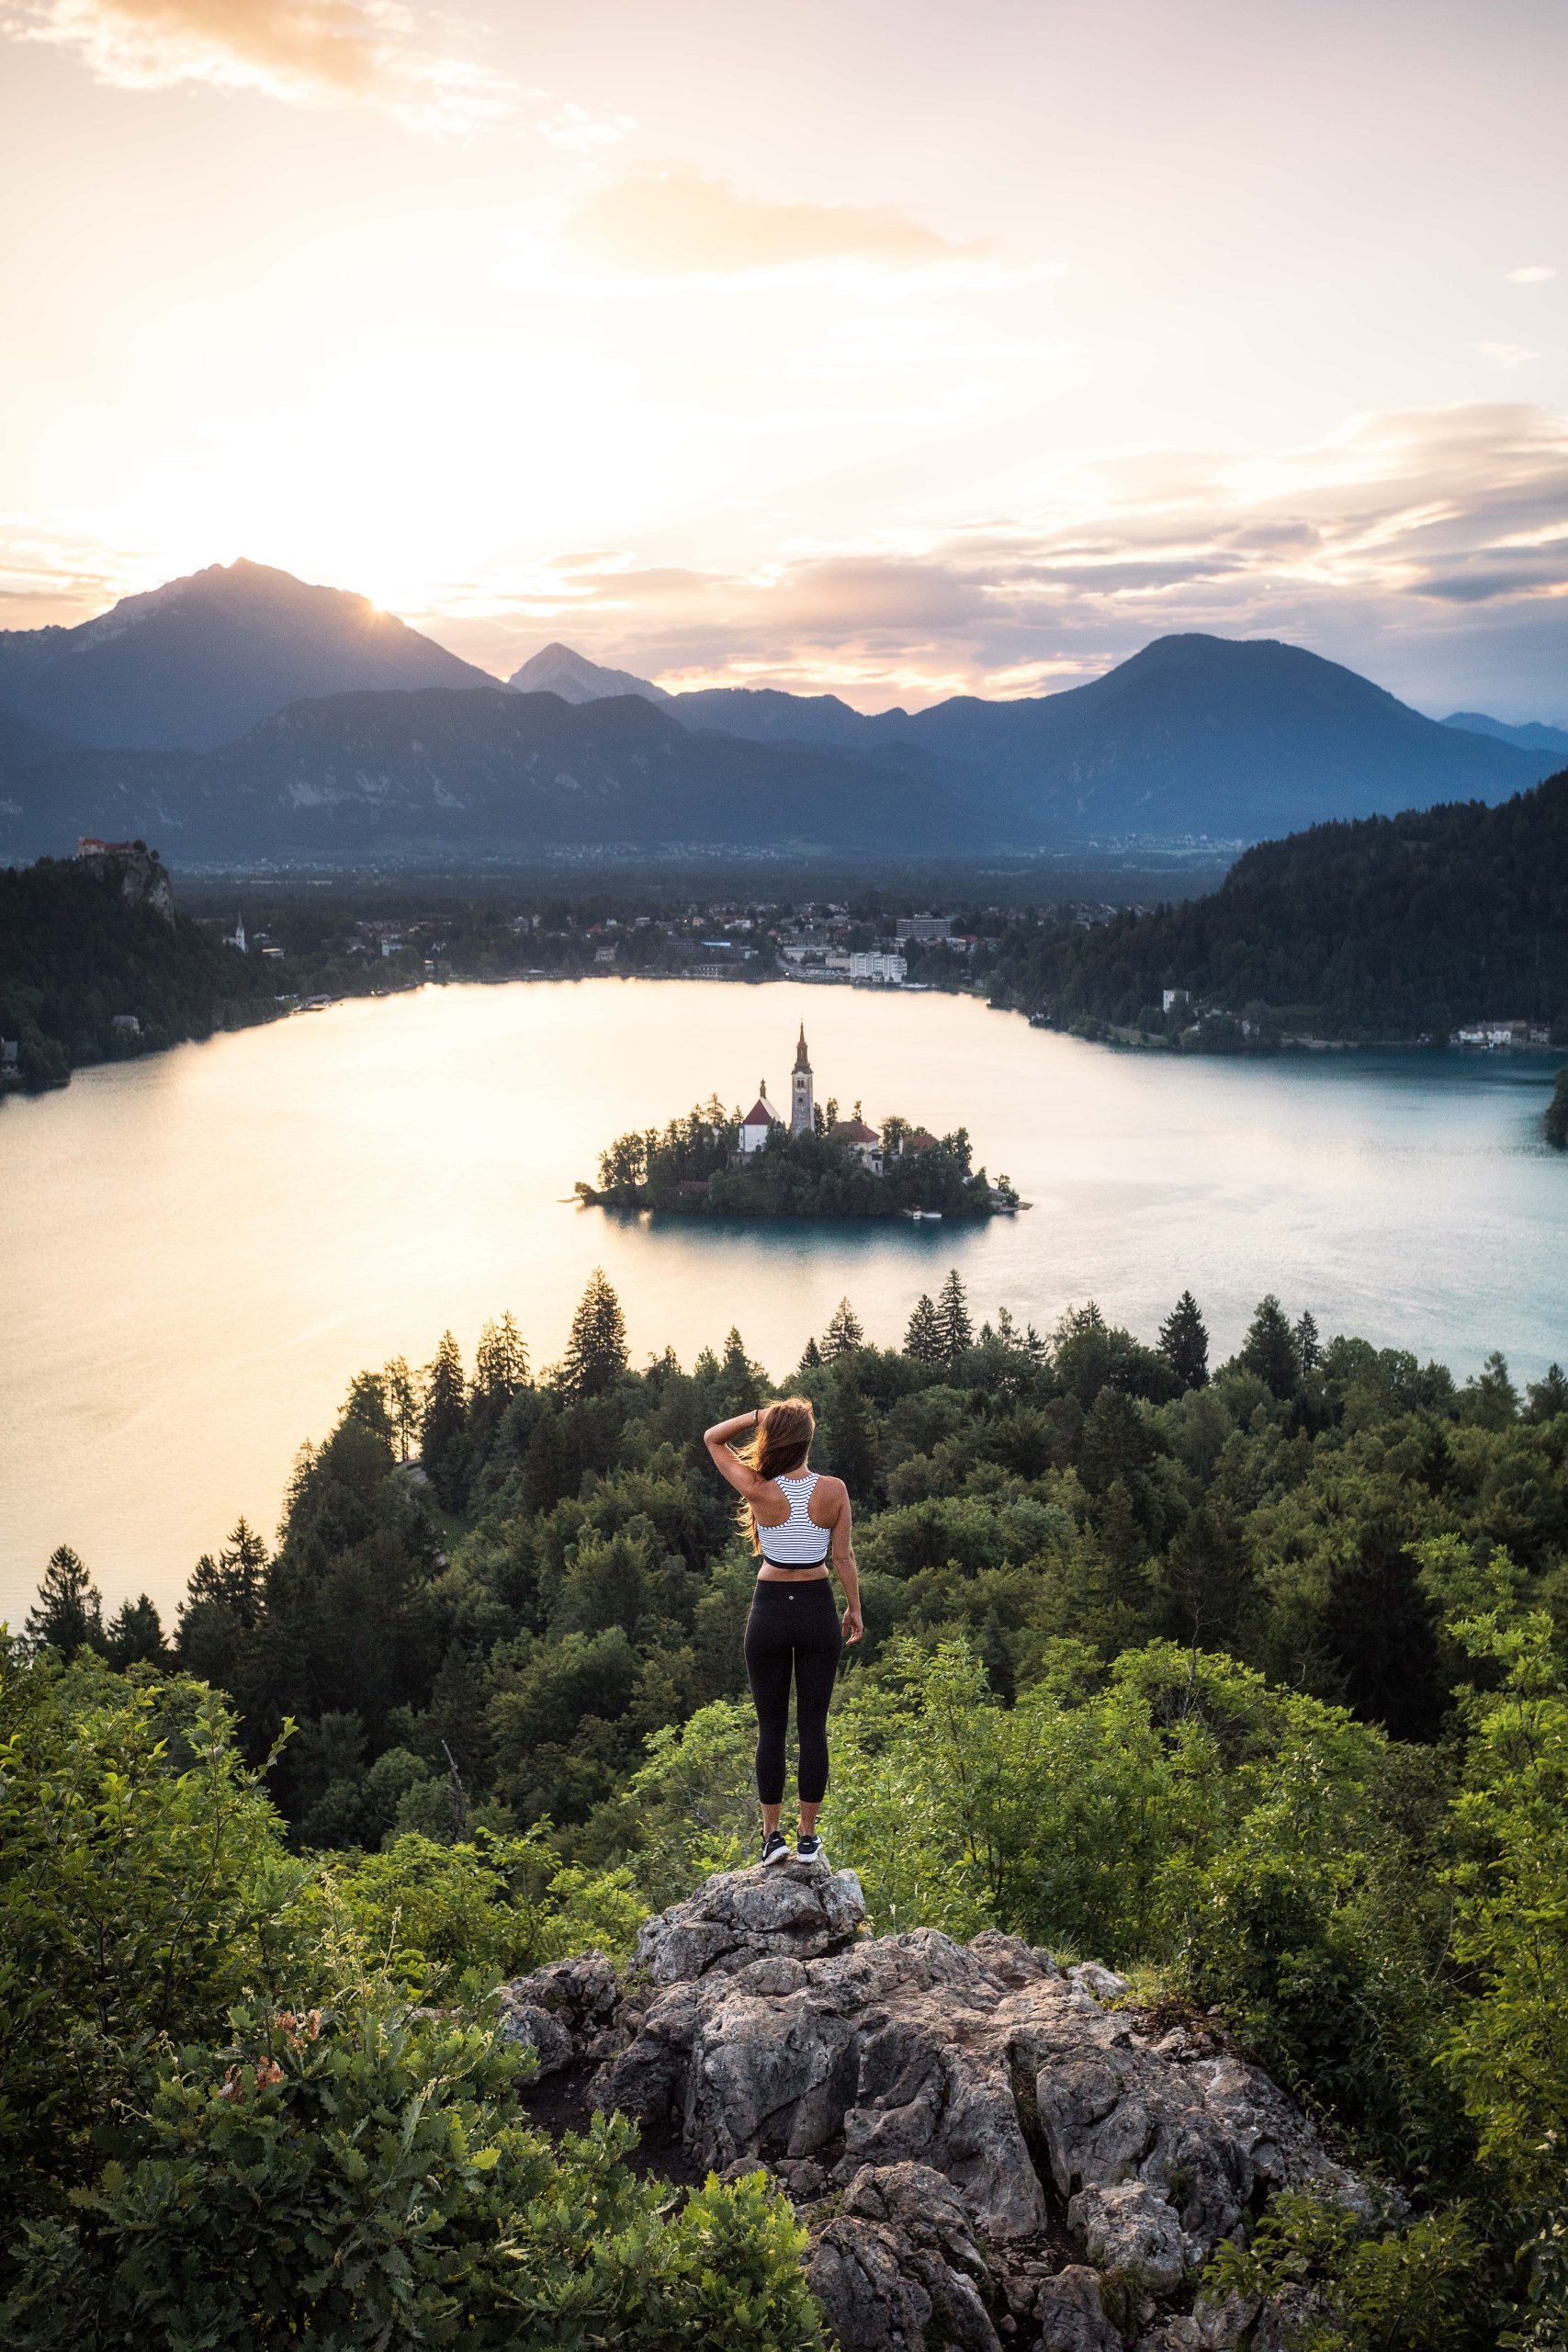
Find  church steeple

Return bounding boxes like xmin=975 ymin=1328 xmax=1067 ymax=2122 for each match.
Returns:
xmin=790 ymin=1025 xmax=814 ymax=1136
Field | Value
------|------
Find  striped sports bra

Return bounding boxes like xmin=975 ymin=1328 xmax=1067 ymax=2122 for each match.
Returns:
xmin=757 ymin=1469 xmax=831 ymax=1566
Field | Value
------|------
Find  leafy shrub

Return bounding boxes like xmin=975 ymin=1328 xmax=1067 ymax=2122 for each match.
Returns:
xmin=3 ymin=1990 xmax=822 ymax=2351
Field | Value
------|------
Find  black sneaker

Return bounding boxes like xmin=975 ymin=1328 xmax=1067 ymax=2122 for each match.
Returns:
xmin=761 ymin=1829 xmax=791 ymax=1867
xmin=795 ymin=1832 xmax=826 ymax=1868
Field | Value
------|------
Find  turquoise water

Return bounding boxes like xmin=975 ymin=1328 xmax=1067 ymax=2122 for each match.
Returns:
xmin=2 ymin=978 xmax=1563 ymax=1617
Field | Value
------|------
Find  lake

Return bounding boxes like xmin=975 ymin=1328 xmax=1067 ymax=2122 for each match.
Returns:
xmin=3 ymin=978 xmax=1564 ymax=1622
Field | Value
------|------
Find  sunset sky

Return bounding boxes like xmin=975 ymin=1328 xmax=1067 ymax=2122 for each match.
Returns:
xmin=1 ymin=0 xmax=1563 ymax=715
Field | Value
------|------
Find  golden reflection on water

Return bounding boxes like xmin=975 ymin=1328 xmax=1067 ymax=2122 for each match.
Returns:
xmin=2 ymin=978 xmax=1562 ymax=1615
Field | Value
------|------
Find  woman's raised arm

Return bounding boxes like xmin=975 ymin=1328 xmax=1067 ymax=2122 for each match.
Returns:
xmin=703 ymin=1408 xmax=770 ymax=1498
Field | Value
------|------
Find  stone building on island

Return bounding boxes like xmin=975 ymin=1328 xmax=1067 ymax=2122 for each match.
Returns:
xmin=736 ymin=1028 xmax=884 ymax=1174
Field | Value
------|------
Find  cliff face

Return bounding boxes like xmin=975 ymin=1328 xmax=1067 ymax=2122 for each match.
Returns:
xmin=74 ymin=842 xmax=175 ymax=927
xmin=499 ymin=1863 xmax=1375 ymax=2352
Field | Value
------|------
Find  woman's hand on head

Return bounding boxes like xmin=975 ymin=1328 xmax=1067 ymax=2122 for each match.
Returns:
xmin=841 ymin=1603 xmax=863 ymax=1645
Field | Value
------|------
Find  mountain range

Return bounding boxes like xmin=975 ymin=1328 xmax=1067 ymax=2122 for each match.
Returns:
xmin=0 ymin=558 xmax=1562 ymax=863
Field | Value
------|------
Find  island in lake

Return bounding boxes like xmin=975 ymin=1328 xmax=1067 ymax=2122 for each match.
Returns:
xmin=580 ymin=1023 xmax=1021 ymax=1218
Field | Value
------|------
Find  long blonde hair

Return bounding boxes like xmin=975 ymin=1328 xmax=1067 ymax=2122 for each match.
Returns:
xmin=737 ymin=1396 xmax=816 ymax=1553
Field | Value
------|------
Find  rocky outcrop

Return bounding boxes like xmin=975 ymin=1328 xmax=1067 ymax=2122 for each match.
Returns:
xmin=502 ymin=1864 xmax=1372 ymax=2351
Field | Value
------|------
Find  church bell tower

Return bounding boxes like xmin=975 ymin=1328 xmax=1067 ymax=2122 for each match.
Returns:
xmin=791 ymin=1024 xmax=814 ymax=1136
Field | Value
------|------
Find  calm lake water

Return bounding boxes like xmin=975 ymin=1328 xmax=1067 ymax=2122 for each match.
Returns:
xmin=3 ymin=978 xmax=1564 ymax=1620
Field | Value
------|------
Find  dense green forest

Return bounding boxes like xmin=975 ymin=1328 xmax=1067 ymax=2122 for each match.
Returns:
xmin=982 ymin=766 xmax=1568 ymax=1043
xmin=586 ymin=1100 xmax=1015 ymax=1217
xmin=10 ymin=1268 xmax=1568 ymax=2340
xmin=0 ymin=851 xmax=291 ymax=1088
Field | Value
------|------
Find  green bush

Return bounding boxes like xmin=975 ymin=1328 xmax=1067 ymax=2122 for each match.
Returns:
xmin=3 ymin=1990 xmax=822 ymax=2351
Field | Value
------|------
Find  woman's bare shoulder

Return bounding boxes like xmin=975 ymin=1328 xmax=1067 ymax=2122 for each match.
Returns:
xmin=808 ymin=1472 xmax=850 ymax=1514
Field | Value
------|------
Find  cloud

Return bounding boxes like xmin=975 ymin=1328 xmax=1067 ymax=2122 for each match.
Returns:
xmin=1506 ymin=265 xmax=1558 ymax=284
xmin=0 ymin=0 xmax=517 ymax=130
xmin=565 ymin=165 xmax=988 ymax=281
xmin=1478 ymin=341 xmax=1540 ymax=368
xmin=426 ymin=401 xmax=1568 ymax=711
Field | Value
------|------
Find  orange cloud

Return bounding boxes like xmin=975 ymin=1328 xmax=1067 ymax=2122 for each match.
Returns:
xmin=1 ymin=0 xmax=515 ymax=130
xmin=568 ymin=164 xmax=987 ymax=279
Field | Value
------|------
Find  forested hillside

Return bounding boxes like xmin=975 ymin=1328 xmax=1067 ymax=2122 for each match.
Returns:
xmin=11 ymin=1268 xmax=1568 ymax=2338
xmin=988 ymin=766 xmax=1568 ymax=1041
xmin=0 ymin=850 xmax=282 ymax=1088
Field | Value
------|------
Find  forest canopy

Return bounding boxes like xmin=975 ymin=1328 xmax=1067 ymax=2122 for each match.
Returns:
xmin=9 ymin=1268 xmax=1568 ymax=2345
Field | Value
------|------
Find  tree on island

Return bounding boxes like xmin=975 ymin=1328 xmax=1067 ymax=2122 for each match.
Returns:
xmin=823 ymin=1297 xmax=865 ymax=1359
xmin=935 ymin=1268 xmax=974 ymax=1363
xmin=382 ymin=1355 xmax=421 ymax=1463
xmin=26 ymin=1544 xmax=103 ymax=1659
xmin=1158 ymin=1291 xmax=1210 ymax=1390
xmin=560 ymin=1268 xmax=629 ymax=1396
xmin=904 ymin=1293 xmax=944 ymax=1364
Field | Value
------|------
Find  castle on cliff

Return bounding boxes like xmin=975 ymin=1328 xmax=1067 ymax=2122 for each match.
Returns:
xmin=735 ymin=1026 xmax=883 ymax=1170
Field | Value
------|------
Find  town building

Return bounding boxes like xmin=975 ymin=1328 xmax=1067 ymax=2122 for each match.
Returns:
xmin=851 ymin=951 xmax=908 ymax=984
xmin=225 ymin=914 xmax=247 ymax=954
xmin=896 ymin=914 xmax=953 ymax=944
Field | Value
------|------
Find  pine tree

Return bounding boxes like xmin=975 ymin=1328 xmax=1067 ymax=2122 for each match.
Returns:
xmin=1293 ymin=1309 xmax=1322 ymax=1377
xmin=1240 ymin=1295 xmax=1299 ymax=1397
xmin=1158 ymin=1292 xmax=1210 ymax=1390
xmin=935 ymin=1267 xmax=973 ymax=1363
xmin=904 ymin=1294 xmax=944 ymax=1363
xmin=183 ymin=1518 xmax=268 ymax=1625
xmin=382 ymin=1355 xmax=421 ymax=1462
xmin=823 ymin=1370 xmax=880 ymax=1496
xmin=420 ymin=1330 xmax=469 ymax=1505
xmin=475 ymin=1313 xmax=528 ymax=1400
xmin=105 ymin=1593 xmax=168 ymax=1668
xmin=559 ymin=1268 xmax=629 ymax=1396
xmin=800 ymin=1334 xmax=823 ymax=1368
xmin=823 ymin=1297 xmax=865 ymax=1359
xmin=26 ymin=1544 xmax=103 ymax=1658
xmin=1526 ymin=1363 xmax=1568 ymax=1422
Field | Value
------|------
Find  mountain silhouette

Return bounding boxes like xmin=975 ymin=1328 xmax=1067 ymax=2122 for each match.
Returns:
xmin=0 ymin=687 xmax=972 ymax=859
xmin=670 ymin=634 xmax=1556 ymax=836
xmin=0 ymin=559 xmax=494 ymax=751
xmin=1443 ymin=710 xmax=1568 ymax=758
xmin=507 ymin=642 xmax=670 ymax=704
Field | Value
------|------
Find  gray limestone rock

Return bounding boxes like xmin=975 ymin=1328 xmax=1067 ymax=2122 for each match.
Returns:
xmin=501 ymin=1863 xmax=1377 ymax=2351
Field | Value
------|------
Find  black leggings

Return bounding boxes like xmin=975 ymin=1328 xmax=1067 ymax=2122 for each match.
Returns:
xmin=743 ymin=1578 xmax=843 ymax=1805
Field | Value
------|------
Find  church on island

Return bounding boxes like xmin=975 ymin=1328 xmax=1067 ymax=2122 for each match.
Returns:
xmin=736 ymin=1026 xmax=887 ymax=1172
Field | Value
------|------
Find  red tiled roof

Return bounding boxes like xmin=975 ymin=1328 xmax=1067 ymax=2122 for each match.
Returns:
xmin=907 ymin=1128 xmax=938 ymax=1150
xmin=740 ymin=1099 xmax=780 ymax=1126
xmin=830 ymin=1116 xmax=881 ymax=1144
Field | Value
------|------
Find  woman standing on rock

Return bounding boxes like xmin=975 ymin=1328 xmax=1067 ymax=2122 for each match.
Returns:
xmin=704 ymin=1396 xmax=863 ymax=1869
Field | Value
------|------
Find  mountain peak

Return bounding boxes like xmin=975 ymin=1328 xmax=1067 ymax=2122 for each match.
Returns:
xmin=508 ymin=641 xmax=669 ymax=706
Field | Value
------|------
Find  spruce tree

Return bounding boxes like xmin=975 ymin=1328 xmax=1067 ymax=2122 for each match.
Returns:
xmin=935 ymin=1267 xmax=973 ymax=1363
xmin=183 ymin=1519 xmax=268 ymax=1625
xmin=420 ymin=1331 xmax=469 ymax=1505
xmin=382 ymin=1355 xmax=421 ymax=1462
xmin=1526 ymin=1363 xmax=1568 ymax=1422
xmin=799 ymin=1334 xmax=823 ymax=1368
xmin=475 ymin=1314 xmax=528 ymax=1400
xmin=1293 ymin=1309 xmax=1322 ymax=1377
xmin=559 ymin=1268 xmax=629 ymax=1396
xmin=1158 ymin=1291 xmax=1210 ymax=1390
xmin=105 ymin=1593 xmax=167 ymax=1668
xmin=1240 ymin=1295 xmax=1299 ymax=1397
xmin=904 ymin=1293 xmax=944 ymax=1363
xmin=823 ymin=1370 xmax=880 ymax=1496
xmin=823 ymin=1297 xmax=865 ymax=1359
xmin=26 ymin=1544 xmax=103 ymax=1658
